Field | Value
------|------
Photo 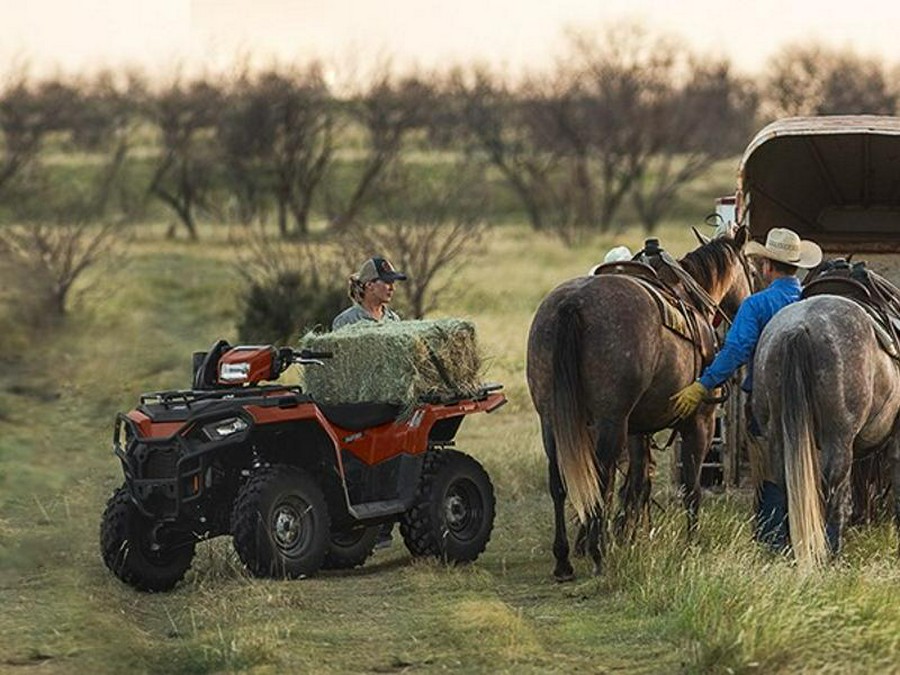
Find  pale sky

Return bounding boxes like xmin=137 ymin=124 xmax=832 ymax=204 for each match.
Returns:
xmin=2 ymin=0 xmax=900 ymax=78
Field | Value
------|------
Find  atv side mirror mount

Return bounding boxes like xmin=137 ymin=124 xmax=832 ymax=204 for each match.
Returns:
xmin=193 ymin=339 xmax=232 ymax=390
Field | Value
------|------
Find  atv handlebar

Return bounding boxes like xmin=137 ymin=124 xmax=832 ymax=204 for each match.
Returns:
xmin=271 ymin=347 xmax=333 ymax=374
xmin=297 ymin=349 xmax=333 ymax=360
xmin=290 ymin=348 xmax=333 ymax=367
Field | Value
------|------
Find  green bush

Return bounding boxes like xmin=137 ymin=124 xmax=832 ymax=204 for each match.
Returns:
xmin=237 ymin=270 xmax=346 ymax=345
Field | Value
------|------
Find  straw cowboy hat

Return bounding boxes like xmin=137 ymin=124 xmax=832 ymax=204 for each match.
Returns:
xmin=744 ymin=227 xmax=822 ymax=269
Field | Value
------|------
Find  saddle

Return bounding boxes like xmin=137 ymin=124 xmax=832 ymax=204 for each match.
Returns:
xmin=802 ymin=259 xmax=900 ymax=359
xmin=593 ymin=252 xmax=718 ymax=376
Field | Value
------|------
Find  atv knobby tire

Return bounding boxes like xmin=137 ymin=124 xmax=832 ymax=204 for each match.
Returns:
xmin=100 ymin=485 xmax=196 ymax=592
xmin=321 ymin=525 xmax=381 ymax=570
xmin=400 ymin=450 xmax=495 ymax=563
xmin=231 ymin=465 xmax=330 ymax=579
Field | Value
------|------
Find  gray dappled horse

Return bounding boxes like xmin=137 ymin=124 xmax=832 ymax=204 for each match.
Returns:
xmin=526 ymin=227 xmax=752 ymax=581
xmin=753 ymin=294 xmax=900 ymax=567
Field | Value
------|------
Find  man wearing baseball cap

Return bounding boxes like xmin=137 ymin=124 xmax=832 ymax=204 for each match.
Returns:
xmin=332 ymin=256 xmax=408 ymax=330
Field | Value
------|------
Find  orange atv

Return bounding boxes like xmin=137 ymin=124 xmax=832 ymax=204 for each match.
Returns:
xmin=100 ymin=340 xmax=506 ymax=591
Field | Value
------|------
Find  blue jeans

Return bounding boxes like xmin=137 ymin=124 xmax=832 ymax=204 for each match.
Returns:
xmin=747 ymin=402 xmax=789 ymax=551
xmin=755 ymin=480 xmax=788 ymax=551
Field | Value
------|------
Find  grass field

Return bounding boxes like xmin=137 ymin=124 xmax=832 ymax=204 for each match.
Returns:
xmin=2 ymin=183 xmax=900 ymax=674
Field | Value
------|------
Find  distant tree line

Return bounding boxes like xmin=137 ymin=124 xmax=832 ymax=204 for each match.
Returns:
xmin=3 ymin=32 xmax=898 ymax=241
xmin=0 ymin=26 xmax=898 ymax=332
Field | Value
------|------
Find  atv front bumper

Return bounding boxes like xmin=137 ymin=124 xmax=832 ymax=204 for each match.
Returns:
xmin=113 ymin=413 xmax=208 ymax=519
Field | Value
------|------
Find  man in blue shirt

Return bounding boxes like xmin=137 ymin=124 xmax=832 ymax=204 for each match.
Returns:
xmin=670 ymin=227 xmax=822 ymax=547
xmin=671 ymin=227 xmax=823 ymax=416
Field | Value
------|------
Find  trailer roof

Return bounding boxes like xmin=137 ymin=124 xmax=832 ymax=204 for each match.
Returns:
xmin=738 ymin=115 xmax=900 ymax=252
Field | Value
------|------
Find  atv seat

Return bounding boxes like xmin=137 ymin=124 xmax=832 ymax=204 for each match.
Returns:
xmin=317 ymin=402 xmax=403 ymax=431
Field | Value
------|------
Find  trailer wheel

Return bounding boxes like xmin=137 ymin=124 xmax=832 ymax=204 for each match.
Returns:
xmin=100 ymin=485 xmax=196 ymax=592
xmin=231 ymin=465 xmax=330 ymax=579
xmin=322 ymin=526 xmax=380 ymax=570
xmin=400 ymin=450 xmax=495 ymax=563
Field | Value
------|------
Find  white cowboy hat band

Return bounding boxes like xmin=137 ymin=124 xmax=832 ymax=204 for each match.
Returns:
xmin=744 ymin=227 xmax=822 ymax=269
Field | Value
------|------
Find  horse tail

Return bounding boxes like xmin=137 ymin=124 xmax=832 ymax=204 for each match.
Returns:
xmin=779 ymin=328 xmax=828 ymax=568
xmin=549 ymin=298 xmax=600 ymax=523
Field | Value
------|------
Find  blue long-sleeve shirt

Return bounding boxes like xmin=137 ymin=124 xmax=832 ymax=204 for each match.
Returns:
xmin=698 ymin=276 xmax=803 ymax=392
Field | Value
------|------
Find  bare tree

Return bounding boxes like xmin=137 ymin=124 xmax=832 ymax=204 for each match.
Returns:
xmin=764 ymin=43 xmax=896 ymax=118
xmin=218 ymin=64 xmax=336 ymax=236
xmin=454 ymin=67 xmax=565 ymax=233
xmin=631 ymin=60 xmax=758 ymax=231
xmin=342 ymin=160 xmax=488 ymax=318
xmin=333 ymin=66 xmax=434 ymax=227
xmin=66 ymin=69 xmax=145 ymax=152
xmin=564 ymin=24 xmax=685 ymax=232
xmin=146 ymin=75 xmax=223 ymax=240
xmin=0 ymin=72 xmax=78 ymax=197
xmin=0 ymin=146 xmax=129 ymax=318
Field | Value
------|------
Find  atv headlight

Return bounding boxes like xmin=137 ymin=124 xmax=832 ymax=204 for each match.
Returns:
xmin=219 ymin=361 xmax=251 ymax=382
xmin=202 ymin=417 xmax=249 ymax=441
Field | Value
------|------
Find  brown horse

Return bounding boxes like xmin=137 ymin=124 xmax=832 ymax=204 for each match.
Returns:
xmin=753 ymin=292 xmax=900 ymax=567
xmin=526 ymin=227 xmax=752 ymax=581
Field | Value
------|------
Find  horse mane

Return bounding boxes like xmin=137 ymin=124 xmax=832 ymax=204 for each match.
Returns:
xmin=678 ymin=237 xmax=740 ymax=291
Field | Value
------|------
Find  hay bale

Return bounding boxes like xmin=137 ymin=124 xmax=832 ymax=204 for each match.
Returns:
xmin=299 ymin=319 xmax=483 ymax=410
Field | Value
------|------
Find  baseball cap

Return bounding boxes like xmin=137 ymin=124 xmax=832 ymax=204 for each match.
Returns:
xmin=357 ymin=257 xmax=407 ymax=283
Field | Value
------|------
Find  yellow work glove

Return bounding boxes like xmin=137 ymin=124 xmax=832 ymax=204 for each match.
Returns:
xmin=670 ymin=381 xmax=708 ymax=420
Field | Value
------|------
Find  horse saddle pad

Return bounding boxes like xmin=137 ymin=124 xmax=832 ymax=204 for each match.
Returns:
xmin=593 ymin=262 xmax=717 ymax=363
xmin=632 ymin=277 xmax=716 ymax=364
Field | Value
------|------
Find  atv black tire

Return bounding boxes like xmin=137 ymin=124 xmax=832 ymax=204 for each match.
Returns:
xmin=400 ymin=450 xmax=495 ymax=563
xmin=321 ymin=525 xmax=381 ymax=570
xmin=231 ymin=465 xmax=330 ymax=579
xmin=100 ymin=485 xmax=196 ymax=592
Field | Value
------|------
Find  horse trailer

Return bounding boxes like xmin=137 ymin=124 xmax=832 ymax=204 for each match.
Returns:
xmin=707 ymin=115 xmax=900 ymax=490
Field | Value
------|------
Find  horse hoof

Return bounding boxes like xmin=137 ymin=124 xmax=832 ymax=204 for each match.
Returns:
xmin=553 ymin=565 xmax=575 ymax=582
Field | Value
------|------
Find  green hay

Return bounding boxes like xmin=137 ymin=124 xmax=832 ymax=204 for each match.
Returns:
xmin=299 ymin=319 xmax=484 ymax=411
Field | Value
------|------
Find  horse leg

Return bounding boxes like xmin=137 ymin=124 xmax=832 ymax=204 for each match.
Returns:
xmin=886 ymin=434 xmax=900 ymax=558
xmin=615 ymin=434 xmax=651 ymax=542
xmin=816 ymin=418 xmax=858 ymax=558
xmin=542 ymin=418 xmax=575 ymax=582
xmin=821 ymin=440 xmax=853 ymax=557
xmin=678 ymin=410 xmax=714 ymax=539
xmin=573 ymin=522 xmax=587 ymax=557
xmin=585 ymin=419 xmax=624 ymax=576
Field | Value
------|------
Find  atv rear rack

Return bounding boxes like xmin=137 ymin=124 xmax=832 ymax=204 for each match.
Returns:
xmin=140 ymin=384 xmax=304 ymax=407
